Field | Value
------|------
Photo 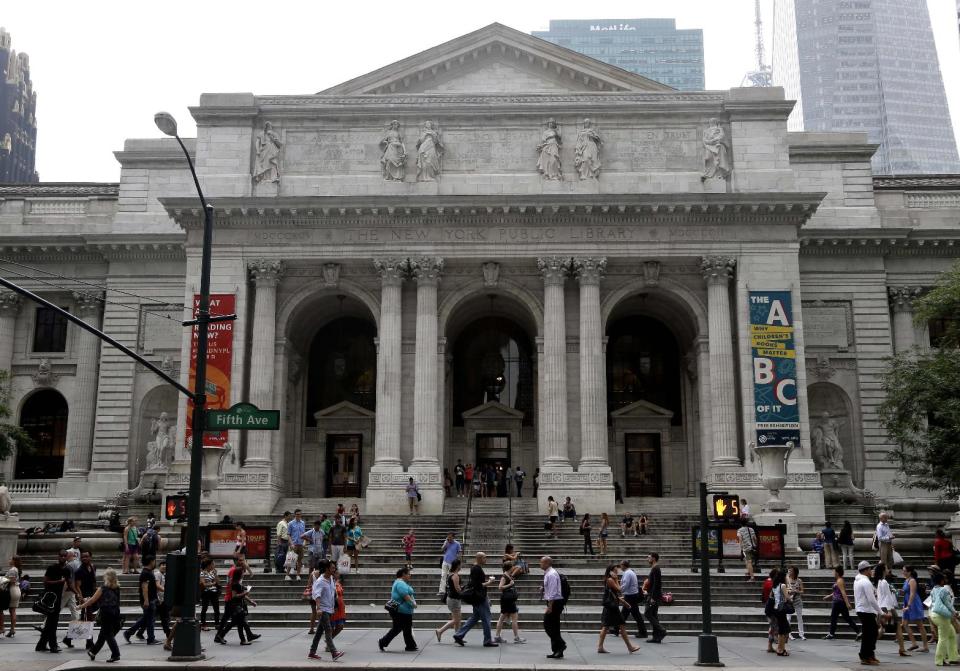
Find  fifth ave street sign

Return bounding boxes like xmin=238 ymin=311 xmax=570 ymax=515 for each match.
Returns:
xmin=205 ymin=402 xmax=280 ymax=431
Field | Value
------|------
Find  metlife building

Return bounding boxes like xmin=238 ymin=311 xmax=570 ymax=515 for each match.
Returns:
xmin=532 ymin=18 xmax=704 ymax=90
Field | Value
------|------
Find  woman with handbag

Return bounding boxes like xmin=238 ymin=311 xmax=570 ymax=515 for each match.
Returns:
xmin=435 ymin=559 xmax=462 ymax=642
xmin=346 ymin=520 xmax=363 ymax=573
xmin=772 ymin=570 xmax=792 ymax=656
xmin=379 ymin=566 xmax=417 ymax=651
xmin=598 ymin=564 xmax=640 ymax=654
xmin=494 ymin=560 xmax=526 ymax=644
xmin=79 ymin=568 xmax=121 ymax=663
xmin=929 ymin=571 xmax=959 ymax=666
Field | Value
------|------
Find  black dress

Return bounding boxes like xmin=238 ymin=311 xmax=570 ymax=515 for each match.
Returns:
xmin=600 ymin=585 xmax=625 ymax=629
xmin=500 ymin=573 xmax=518 ymax=615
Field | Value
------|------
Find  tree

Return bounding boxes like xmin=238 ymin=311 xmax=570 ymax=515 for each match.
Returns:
xmin=0 ymin=370 xmax=30 ymax=461
xmin=880 ymin=261 xmax=960 ymax=496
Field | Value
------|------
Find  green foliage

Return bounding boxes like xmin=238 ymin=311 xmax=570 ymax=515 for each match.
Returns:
xmin=0 ymin=370 xmax=30 ymax=461
xmin=913 ymin=261 xmax=960 ymax=348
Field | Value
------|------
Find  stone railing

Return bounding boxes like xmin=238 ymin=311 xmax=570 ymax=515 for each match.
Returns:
xmin=6 ymin=480 xmax=57 ymax=497
xmin=905 ymin=192 xmax=960 ymax=209
xmin=27 ymin=199 xmax=88 ymax=215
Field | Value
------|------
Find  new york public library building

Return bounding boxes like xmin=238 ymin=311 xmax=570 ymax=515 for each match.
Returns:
xmin=0 ymin=24 xmax=957 ymax=521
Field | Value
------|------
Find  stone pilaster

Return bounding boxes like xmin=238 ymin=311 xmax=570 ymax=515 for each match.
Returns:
xmin=701 ymin=256 xmax=739 ymax=467
xmin=62 ymin=292 xmax=103 ymax=479
xmin=889 ymin=286 xmax=923 ymax=354
xmin=573 ymin=257 xmax=608 ymax=469
xmin=0 ymin=292 xmax=21 ymax=379
xmin=246 ymin=260 xmax=282 ymax=467
xmin=537 ymin=256 xmax=571 ymax=469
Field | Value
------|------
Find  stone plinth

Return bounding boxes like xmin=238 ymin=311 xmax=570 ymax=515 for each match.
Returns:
xmin=537 ymin=467 xmax=615 ymax=516
xmin=754 ymin=510 xmax=801 ymax=552
xmin=0 ymin=516 xmax=21 ymax=564
xmin=366 ymin=468 xmax=443 ymax=515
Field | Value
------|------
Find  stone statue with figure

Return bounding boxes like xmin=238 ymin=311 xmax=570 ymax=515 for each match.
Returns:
xmin=253 ymin=121 xmax=283 ymax=184
xmin=701 ymin=118 xmax=731 ymax=181
xmin=145 ymin=411 xmax=175 ymax=472
xmin=812 ymin=411 xmax=846 ymax=471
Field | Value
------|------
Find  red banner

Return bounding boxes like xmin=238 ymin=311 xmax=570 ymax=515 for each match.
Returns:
xmin=185 ymin=294 xmax=235 ymax=448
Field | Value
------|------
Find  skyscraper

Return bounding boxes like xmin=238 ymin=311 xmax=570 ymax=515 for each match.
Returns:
xmin=0 ymin=27 xmax=38 ymax=183
xmin=773 ymin=0 xmax=960 ymax=174
xmin=532 ymin=19 xmax=704 ymax=91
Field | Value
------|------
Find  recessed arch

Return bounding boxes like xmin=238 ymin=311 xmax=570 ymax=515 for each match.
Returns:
xmin=601 ymin=277 xmax=707 ymax=345
xmin=277 ymin=278 xmax=380 ymax=345
xmin=16 ymin=388 xmax=68 ymax=480
xmin=439 ymin=279 xmax=544 ymax=340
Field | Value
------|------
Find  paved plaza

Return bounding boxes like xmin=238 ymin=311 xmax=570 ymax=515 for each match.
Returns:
xmin=0 ymin=628 xmax=933 ymax=671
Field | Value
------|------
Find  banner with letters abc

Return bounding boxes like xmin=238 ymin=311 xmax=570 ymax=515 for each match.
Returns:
xmin=749 ymin=290 xmax=800 ymax=446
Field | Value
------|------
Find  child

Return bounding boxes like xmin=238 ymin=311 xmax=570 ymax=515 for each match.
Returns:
xmin=402 ymin=530 xmax=416 ymax=564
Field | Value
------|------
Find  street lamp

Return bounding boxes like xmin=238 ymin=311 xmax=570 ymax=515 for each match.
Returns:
xmin=155 ymin=110 xmax=221 ymax=661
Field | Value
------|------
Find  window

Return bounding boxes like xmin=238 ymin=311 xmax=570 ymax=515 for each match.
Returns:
xmin=929 ymin=318 xmax=957 ymax=349
xmin=32 ymin=306 xmax=68 ymax=352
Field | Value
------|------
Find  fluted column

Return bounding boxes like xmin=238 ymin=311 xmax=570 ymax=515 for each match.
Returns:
xmin=701 ymin=256 xmax=739 ymax=467
xmin=246 ymin=260 xmax=282 ymax=466
xmin=574 ymin=257 xmax=608 ymax=468
xmin=63 ymin=292 xmax=103 ymax=478
xmin=538 ymin=256 xmax=571 ymax=467
xmin=0 ymin=292 xmax=21 ymax=380
xmin=372 ymin=258 xmax=405 ymax=467
xmin=889 ymin=286 xmax=922 ymax=354
xmin=411 ymin=257 xmax=443 ymax=465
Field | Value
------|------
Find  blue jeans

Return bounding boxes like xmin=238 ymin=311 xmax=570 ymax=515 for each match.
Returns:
xmin=126 ymin=602 xmax=156 ymax=643
xmin=455 ymin=599 xmax=492 ymax=643
xmin=275 ymin=540 xmax=289 ymax=573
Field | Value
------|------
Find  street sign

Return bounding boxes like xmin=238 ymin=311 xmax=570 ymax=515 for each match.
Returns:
xmin=205 ymin=402 xmax=280 ymax=431
xmin=712 ymin=494 xmax=740 ymax=520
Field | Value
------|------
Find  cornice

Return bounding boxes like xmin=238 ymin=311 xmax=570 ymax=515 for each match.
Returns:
xmin=873 ymin=175 xmax=960 ymax=191
xmin=0 ymin=235 xmax=185 ymax=262
xmin=789 ymin=143 xmax=879 ymax=163
xmin=799 ymin=228 xmax=960 ymax=256
xmin=0 ymin=183 xmax=118 ymax=198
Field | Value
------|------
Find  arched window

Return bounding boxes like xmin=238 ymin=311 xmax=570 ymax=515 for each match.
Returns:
xmin=305 ymin=317 xmax=376 ymax=426
xmin=606 ymin=316 xmax=682 ymax=424
xmin=16 ymin=389 xmax=68 ymax=479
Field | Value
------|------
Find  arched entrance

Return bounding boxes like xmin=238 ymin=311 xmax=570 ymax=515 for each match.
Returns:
xmin=17 ymin=389 xmax=68 ymax=479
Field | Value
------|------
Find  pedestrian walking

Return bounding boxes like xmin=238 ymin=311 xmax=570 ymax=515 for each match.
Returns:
xmin=546 ymin=496 xmax=559 ymax=538
xmin=929 ymin=570 xmax=959 ymax=666
xmin=770 ymin=568 xmax=791 ymax=656
xmin=839 ymin=520 xmax=856 ymax=570
xmin=436 ymin=558 xmax=463 ymax=642
xmin=465 ymin=463 xmax=474 ymax=495
xmin=901 ymin=564 xmax=929 ymax=652
xmin=934 ymin=528 xmax=957 ymax=575
xmin=644 ymin=553 xmax=666 ymax=643
xmin=875 ymin=512 xmax=895 ymax=570
xmin=401 ymin=529 xmax=416 ymax=564
xmin=786 ymin=565 xmax=806 ymax=641
xmin=0 ymin=567 xmax=21 ymax=638
xmin=823 ymin=566 xmax=860 ymax=639
xmin=152 ymin=560 xmax=171 ymax=641
xmin=289 ymin=509 xmax=306 ymax=578
xmin=455 ymin=460 xmax=466 ymax=497
xmin=199 ymin=557 xmax=221 ymax=630
xmin=233 ymin=521 xmax=247 ymax=559
xmin=329 ymin=518 xmax=346 ymax=565
xmin=597 ymin=563 xmax=640 ymax=654
xmin=598 ymin=513 xmax=610 ymax=557
xmin=79 ymin=568 xmax=121 ymax=663
xmin=580 ymin=513 xmax=594 ymax=555
xmin=121 ymin=518 xmax=139 ymax=574
xmin=854 ymin=560 xmax=881 ymax=665
xmin=331 ymin=567 xmax=346 ymax=639
xmin=443 ymin=469 xmax=453 ymax=498
xmin=405 ymin=477 xmax=420 ymax=515
xmin=453 ymin=552 xmax=497 ymax=647
xmin=494 ymin=560 xmax=526 ymax=644
xmin=123 ymin=555 xmax=158 ymax=645
xmin=307 ymin=560 xmax=344 ymax=660
xmin=762 ymin=568 xmax=779 ymax=653
xmin=379 ymin=566 xmax=418 ymax=652
xmin=275 ymin=511 xmax=291 ymax=575
xmin=737 ymin=522 xmax=759 ymax=581
xmin=822 ymin=521 xmax=839 ymax=569
xmin=540 ymin=556 xmax=566 ymax=658
xmin=214 ymin=553 xmax=260 ymax=645
xmin=515 ymin=466 xmax=525 ymax=497
xmin=35 ymin=550 xmax=68 ymax=653
xmin=874 ymin=563 xmax=908 ymax=657
xmin=439 ymin=532 xmax=462 ymax=596
xmin=619 ymin=560 xmax=647 ymax=639
xmin=64 ymin=550 xmax=97 ymax=650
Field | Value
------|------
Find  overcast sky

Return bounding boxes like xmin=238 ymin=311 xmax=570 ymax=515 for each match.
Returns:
xmin=4 ymin=0 xmax=960 ymax=182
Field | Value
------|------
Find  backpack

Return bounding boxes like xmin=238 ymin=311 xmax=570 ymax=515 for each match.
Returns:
xmin=140 ymin=530 xmax=159 ymax=556
xmin=558 ymin=571 xmax=571 ymax=605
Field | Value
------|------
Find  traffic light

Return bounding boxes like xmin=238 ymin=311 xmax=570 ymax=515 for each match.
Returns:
xmin=712 ymin=494 xmax=740 ymax=521
xmin=165 ymin=494 xmax=188 ymax=521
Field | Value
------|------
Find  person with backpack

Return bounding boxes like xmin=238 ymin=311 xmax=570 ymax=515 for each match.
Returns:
xmin=540 ymin=555 xmax=567 ymax=658
xmin=452 ymin=552 xmax=497 ymax=647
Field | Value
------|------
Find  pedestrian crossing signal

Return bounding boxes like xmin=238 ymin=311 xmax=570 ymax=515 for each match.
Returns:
xmin=712 ymin=494 xmax=740 ymax=520
xmin=165 ymin=494 xmax=188 ymax=521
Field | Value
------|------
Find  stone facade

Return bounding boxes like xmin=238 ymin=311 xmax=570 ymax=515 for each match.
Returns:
xmin=0 ymin=25 xmax=957 ymax=519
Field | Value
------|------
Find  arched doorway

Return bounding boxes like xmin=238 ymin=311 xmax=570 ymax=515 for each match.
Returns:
xmin=17 ymin=389 xmax=68 ymax=479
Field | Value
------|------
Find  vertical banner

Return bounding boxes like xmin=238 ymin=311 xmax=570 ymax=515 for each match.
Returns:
xmin=749 ymin=291 xmax=800 ymax=446
xmin=184 ymin=294 xmax=235 ymax=449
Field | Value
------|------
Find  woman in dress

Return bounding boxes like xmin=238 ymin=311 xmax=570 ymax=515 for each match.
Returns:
xmin=199 ymin=558 xmax=221 ymax=631
xmin=598 ymin=513 xmax=610 ymax=557
xmin=0 ymin=568 xmax=21 ymax=637
xmin=597 ymin=564 xmax=640 ymax=654
xmin=580 ymin=513 xmax=594 ymax=556
xmin=771 ymin=570 xmax=791 ymax=656
xmin=494 ymin=560 xmax=526 ymax=644
xmin=874 ymin=563 xmax=908 ymax=656
xmin=122 ymin=517 xmax=139 ymax=574
xmin=346 ymin=519 xmax=363 ymax=573
xmin=379 ymin=120 xmax=406 ymax=181
xmin=80 ymin=568 xmax=121 ymax=662
xmin=305 ymin=568 xmax=320 ymax=635
xmin=379 ymin=566 xmax=417 ymax=651
xmin=928 ymin=571 xmax=959 ymax=666
xmin=536 ymin=119 xmax=562 ymax=180
xmin=838 ymin=521 xmax=856 ymax=570
xmin=574 ymin=118 xmax=602 ymax=180
xmin=253 ymin=122 xmax=282 ymax=184
xmin=901 ymin=565 xmax=929 ymax=652
xmin=416 ymin=121 xmax=443 ymax=181
xmin=823 ymin=566 xmax=860 ymax=639
xmin=435 ymin=558 xmax=462 ymax=642
xmin=234 ymin=522 xmax=247 ymax=560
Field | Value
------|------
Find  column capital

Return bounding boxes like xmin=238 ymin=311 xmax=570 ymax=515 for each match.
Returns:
xmin=373 ymin=257 xmax=408 ymax=287
xmin=410 ymin=256 xmax=444 ymax=286
xmin=537 ymin=256 xmax=572 ymax=286
xmin=0 ymin=291 xmax=21 ymax=317
xmin=248 ymin=259 xmax=283 ymax=286
xmin=700 ymin=256 xmax=736 ymax=285
xmin=573 ymin=257 xmax=607 ymax=285
xmin=72 ymin=292 xmax=103 ymax=316
xmin=888 ymin=285 xmax=923 ymax=313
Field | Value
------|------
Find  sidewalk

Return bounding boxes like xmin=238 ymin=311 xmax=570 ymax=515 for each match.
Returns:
xmin=0 ymin=628 xmax=928 ymax=671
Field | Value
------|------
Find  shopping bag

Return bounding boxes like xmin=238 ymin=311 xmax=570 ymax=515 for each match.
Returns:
xmin=67 ymin=619 xmax=94 ymax=640
xmin=360 ymin=535 xmax=372 ymax=549
xmin=337 ymin=554 xmax=351 ymax=575
xmin=892 ymin=550 xmax=904 ymax=567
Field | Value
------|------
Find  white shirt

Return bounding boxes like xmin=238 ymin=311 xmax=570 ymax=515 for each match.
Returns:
xmin=543 ymin=567 xmax=562 ymax=601
xmin=854 ymin=573 xmax=882 ymax=615
xmin=877 ymin=579 xmax=898 ymax=610
xmin=876 ymin=521 xmax=892 ymax=542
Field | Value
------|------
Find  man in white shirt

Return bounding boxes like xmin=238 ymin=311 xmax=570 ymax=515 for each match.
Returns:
xmin=619 ymin=559 xmax=647 ymax=639
xmin=853 ymin=561 xmax=881 ymax=665
xmin=875 ymin=513 xmax=894 ymax=571
xmin=308 ymin=560 xmax=343 ymax=660
xmin=275 ymin=511 xmax=291 ymax=574
xmin=540 ymin=556 xmax=565 ymax=659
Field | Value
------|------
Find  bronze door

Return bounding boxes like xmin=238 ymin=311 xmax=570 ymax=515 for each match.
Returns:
xmin=326 ymin=434 xmax=362 ymax=497
xmin=625 ymin=433 xmax=662 ymax=497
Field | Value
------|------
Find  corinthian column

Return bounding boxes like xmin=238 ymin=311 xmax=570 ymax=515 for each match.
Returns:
xmin=63 ymin=292 xmax=104 ymax=479
xmin=411 ymin=257 xmax=443 ymax=465
xmin=0 ymin=292 xmax=21 ymax=380
xmin=889 ymin=286 xmax=922 ymax=354
xmin=537 ymin=257 xmax=571 ymax=468
xmin=574 ymin=257 xmax=608 ymax=469
xmin=372 ymin=258 xmax=405 ymax=468
xmin=246 ymin=260 xmax=282 ymax=466
xmin=701 ymin=256 xmax=739 ymax=467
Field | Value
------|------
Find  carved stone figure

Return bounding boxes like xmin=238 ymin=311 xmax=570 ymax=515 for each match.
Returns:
xmin=416 ymin=121 xmax=443 ymax=181
xmin=812 ymin=411 xmax=846 ymax=470
xmin=253 ymin=122 xmax=283 ymax=184
xmin=536 ymin=118 xmax=562 ymax=180
xmin=31 ymin=358 xmax=57 ymax=386
xmin=146 ymin=412 xmax=175 ymax=471
xmin=0 ymin=485 xmax=11 ymax=518
xmin=218 ymin=442 xmax=236 ymax=477
xmin=701 ymin=118 xmax=731 ymax=181
xmin=574 ymin=118 xmax=602 ymax=180
xmin=380 ymin=120 xmax=407 ymax=181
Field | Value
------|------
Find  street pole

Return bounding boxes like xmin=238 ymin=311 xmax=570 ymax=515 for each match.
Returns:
xmin=695 ymin=481 xmax=723 ymax=666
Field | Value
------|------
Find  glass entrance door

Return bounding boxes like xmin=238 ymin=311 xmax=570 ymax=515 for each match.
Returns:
xmin=326 ymin=434 xmax=362 ymax=497
xmin=475 ymin=433 xmax=510 ymax=472
xmin=625 ymin=433 xmax=662 ymax=497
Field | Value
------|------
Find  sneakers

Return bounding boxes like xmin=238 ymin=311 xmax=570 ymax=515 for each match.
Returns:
xmin=308 ymin=652 xmax=322 ymax=660
xmin=823 ymin=634 xmax=835 ymax=640
xmin=514 ymin=637 xmax=527 ymax=644
xmin=789 ymin=633 xmax=797 ymax=641
xmin=284 ymin=575 xmax=292 ymax=582
xmin=453 ymin=635 xmax=465 ymax=647
xmin=87 ymin=650 xmax=96 ymax=661
xmin=296 ymin=575 xmax=302 ymax=581
xmin=332 ymin=651 xmax=344 ymax=660
xmin=494 ymin=636 xmax=505 ymax=643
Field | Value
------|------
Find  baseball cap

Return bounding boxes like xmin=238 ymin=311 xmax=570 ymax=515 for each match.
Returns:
xmin=857 ymin=560 xmax=873 ymax=571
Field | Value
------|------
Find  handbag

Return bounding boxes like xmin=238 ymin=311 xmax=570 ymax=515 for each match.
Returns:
xmin=360 ymin=536 xmax=372 ymax=549
xmin=416 ymin=491 xmax=422 ymax=502
xmin=384 ymin=599 xmax=400 ymax=614
xmin=66 ymin=619 xmax=94 ymax=640
xmin=32 ymin=591 xmax=58 ymax=616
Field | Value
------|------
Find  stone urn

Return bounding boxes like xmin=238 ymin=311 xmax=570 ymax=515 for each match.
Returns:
xmin=751 ymin=441 xmax=795 ymax=512
xmin=200 ymin=446 xmax=224 ymax=493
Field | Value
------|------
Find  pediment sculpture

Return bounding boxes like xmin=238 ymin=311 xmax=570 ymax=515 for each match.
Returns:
xmin=574 ymin=118 xmax=602 ymax=180
xmin=536 ymin=118 xmax=562 ymax=180
xmin=253 ymin=121 xmax=283 ymax=184
xmin=380 ymin=120 xmax=407 ymax=181
xmin=416 ymin=121 xmax=444 ymax=181
xmin=701 ymin=118 xmax=732 ymax=181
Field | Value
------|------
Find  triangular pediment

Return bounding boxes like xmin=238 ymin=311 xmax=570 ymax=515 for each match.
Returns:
xmin=320 ymin=23 xmax=673 ymax=96
xmin=610 ymin=399 xmax=674 ymax=419
xmin=313 ymin=400 xmax=376 ymax=420
xmin=461 ymin=400 xmax=525 ymax=420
